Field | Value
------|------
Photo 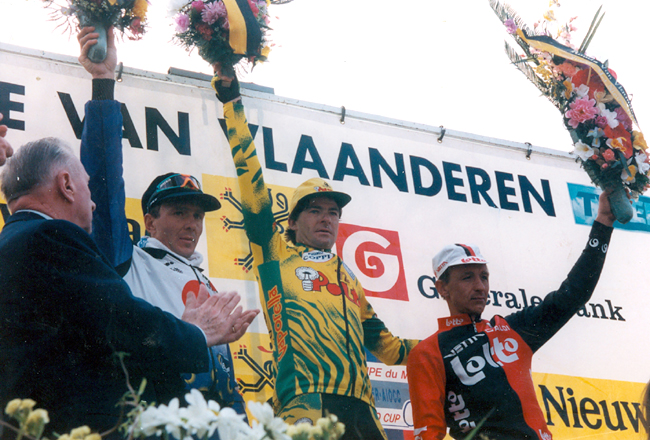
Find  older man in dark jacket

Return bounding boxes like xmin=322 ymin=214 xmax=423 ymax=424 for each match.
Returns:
xmin=0 ymin=137 xmax=252 ymax=438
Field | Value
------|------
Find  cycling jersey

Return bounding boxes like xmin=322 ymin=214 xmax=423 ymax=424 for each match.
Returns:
xmin=407 ymin=221 xmax=612 ymax=440
xmin=223 ymin=100 xmax=418 ymax=420
xmin=80 ymin=97 xmax=244 ymax=413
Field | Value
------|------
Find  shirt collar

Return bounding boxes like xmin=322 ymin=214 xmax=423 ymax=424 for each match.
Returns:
xmin=15 ymin=209 xmax=52 ymax=220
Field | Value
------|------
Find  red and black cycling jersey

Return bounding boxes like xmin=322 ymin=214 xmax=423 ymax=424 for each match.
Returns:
xmin=407 ymin=221 xmax=612 ymax=440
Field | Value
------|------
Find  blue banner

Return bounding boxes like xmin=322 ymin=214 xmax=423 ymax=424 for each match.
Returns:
xmin=567 ymin=183 xmax=650 ymax=232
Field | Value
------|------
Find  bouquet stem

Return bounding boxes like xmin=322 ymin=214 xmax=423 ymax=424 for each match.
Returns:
xmin=607 ymin=183 xmax=633 ymax=224
xmin=80 ymin=16 xmax=108 ymax=63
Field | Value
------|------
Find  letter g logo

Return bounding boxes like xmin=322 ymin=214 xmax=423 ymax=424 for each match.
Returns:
xmin=342 ymin=231 xmax=398 ymax=292
xmin=336 ymin=224 xmax=408 ymax=301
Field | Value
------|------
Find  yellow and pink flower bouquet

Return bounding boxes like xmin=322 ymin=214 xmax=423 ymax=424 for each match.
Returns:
xmin=168 ymin=0 xmax=271 ymax=76
xmin=489 ymin=0 xmax=648 ymax=223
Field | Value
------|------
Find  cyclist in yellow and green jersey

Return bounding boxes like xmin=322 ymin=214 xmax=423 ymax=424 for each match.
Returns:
xmin=212 ymin=72 xmax=418 ymax=440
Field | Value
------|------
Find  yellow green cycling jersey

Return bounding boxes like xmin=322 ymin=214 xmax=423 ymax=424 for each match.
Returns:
xmin=224 ymin=100 xmax=418 ymax=411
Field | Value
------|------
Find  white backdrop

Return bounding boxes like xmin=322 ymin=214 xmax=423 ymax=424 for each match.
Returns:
xmin=2 ymin=44 xmax=648 ymax=439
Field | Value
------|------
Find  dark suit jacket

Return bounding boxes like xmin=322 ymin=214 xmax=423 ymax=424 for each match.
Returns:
xmin=0 ymin=212 xmax=209 ymax=438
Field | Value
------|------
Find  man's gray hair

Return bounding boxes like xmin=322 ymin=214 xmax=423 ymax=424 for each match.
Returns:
xmin=1 ymin=137 xmax=77 ymax=204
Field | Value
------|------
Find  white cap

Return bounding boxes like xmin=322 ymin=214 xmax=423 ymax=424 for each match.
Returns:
xmin=432 ymin=243 xmax=488 ymax=279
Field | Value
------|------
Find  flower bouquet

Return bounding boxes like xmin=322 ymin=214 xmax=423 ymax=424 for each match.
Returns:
xmin=489 ymin=0 xmax=648 ymax=223
xmin=42 ymin=0 xmax=148 ymax=62
xmin=3 ymin=392 xmax=345 ymax=440
xmin=168 ymin=0 xmax=271 ymax=77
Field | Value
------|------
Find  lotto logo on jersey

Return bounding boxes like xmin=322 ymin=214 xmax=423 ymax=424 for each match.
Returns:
xmin=335 ymin=224 xmax=408 ymax=301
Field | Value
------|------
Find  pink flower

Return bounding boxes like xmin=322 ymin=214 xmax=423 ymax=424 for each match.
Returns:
xmin=556 ymin=62 xmax=578 ymax=78
xmin=565 ymin=97 xmax=598 ymax=129
xmin=615 ymin=107 xmax=633 ymax=131
xmin=602 ymin=149 xmax=615 ymax=161
xmin=202 ymin=1 xmax=225 ymax=25
xmin=504 ymin=18 xmax=517 ymax=34
xmin=595 ymin=116 xmax=608 ymax=128
xmin=222 ymin=17 xmax=229 ymax=30
xmin=175 ymin=13 xmax=190 ymax=32
xmin=192 ymin=1 xmax=205 ymax=12
xmin=130 ymin=18 xmax=143 ymax=36
xmin=248 ymin=0 xmax=259 ymax=15
xmin=196 ymin=23 xmax=213 ymax=40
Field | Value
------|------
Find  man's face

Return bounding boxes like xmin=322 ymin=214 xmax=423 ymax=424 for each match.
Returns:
xmin=70 ymin=161 xmax=96 ymax=234
xmin=436 ymin=264 xmax=489 ymax=318
xmin=288 ymin=196 xmax=340 ymax=250
xmin=145 ymin=201 xmax=205 ymax=258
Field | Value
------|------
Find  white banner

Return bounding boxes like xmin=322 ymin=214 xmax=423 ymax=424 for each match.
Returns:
xmin=2 ymin=44 xmax=648 ymax=439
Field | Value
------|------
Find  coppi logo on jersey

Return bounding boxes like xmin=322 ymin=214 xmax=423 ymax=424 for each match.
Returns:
xmin=302 ymin=250 xmax=334 ymax=262
xmin=335 ymin=224 xmax=408 ymax=301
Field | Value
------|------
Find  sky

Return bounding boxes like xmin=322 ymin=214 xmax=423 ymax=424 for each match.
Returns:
xmin=0 ymin=0 xmax=648 ymax=153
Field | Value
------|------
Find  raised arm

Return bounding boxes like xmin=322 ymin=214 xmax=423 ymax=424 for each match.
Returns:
xmin=505 ymin=190 xmax=614 ymax=350
xmin=212 ymin=71 xmax=276 ymax=254
xmin=77 ymin=26 xmax=133 ymax=273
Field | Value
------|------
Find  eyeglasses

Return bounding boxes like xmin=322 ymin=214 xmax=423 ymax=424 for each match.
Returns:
xmin=147 ymin=174 xmax=202 ymax=212
xmin=156 ymin=174 xmax=201 ymax=192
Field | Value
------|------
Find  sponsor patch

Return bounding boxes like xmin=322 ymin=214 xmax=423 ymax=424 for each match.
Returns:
xmin=341 ymin=261 xmax=356 ymax=281
xmin=460 ymin=256 xmax=486 ymax=264
xmin=302 ymin=250 xmax=334 ymax=262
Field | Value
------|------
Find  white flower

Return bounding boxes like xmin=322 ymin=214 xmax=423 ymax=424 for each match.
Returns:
xmin=247 ymin=401 xmax=291 ymax=440
xmin=636 ymin=152 xmax=650 ymax=174
xmin=134 ymin=398 xmax=186 ymax=439
xmin=598 ymin=103 xmax=619 ymax=128
xmin=622 ymin=165 xmax=637 ymax=183
xmin=217 ymin=407 xmax=253 ymax=439
xmin=247 ymin=401 xmax=274 ymax=425
xmin=181 ymin=389 xmax=219 ymax=439
xmin=574 ymin=84 xmax=590 ymax=98
xmin=132 ymin=392 xmax=267 ymax=440
xmin=573 ymin=141 xmax=595 ymax=161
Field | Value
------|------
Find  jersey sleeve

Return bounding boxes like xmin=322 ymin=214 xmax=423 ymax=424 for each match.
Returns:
xmin=80 ymin=99 xmax=133 ymax=274
xmin=360 ymin=289 xmax=419 ymax=365
xmin=222 ymin=100 xmax=277 ymax=260
xmin=407 ymin=338 xmax=448 ymax=440
xmin=505 ymin=220 xmax=612 ymax=351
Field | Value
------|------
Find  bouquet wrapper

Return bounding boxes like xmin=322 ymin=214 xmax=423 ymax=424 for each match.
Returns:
xmin=607 ymin=184 xmax=634 ymax=224
xmin=79 ymin=15 xmax=108 ymax=63
xmin=583 ymin=161 xmax=634 ymax=224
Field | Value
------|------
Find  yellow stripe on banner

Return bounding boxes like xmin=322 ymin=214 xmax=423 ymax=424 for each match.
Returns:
xmin=532 ymin=372 xmax=646 ymax=439
xmin=517 ymin=29 xmax=639 ymax=130
xmin=223 ymin=0 xmax=247 ymax=55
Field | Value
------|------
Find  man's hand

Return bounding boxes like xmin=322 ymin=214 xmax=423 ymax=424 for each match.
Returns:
xmin=211 ymin=62 xmax=241 ymax=104
xmin=182 ymin=284 xmax=260 ymax=346
xmin=78 ymin=26 xmax=117 ymax=79
xmin=596 ymin=190 xmax=617 ymax=227
xmin=0 ymin=114 xmax=14 ymax=166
